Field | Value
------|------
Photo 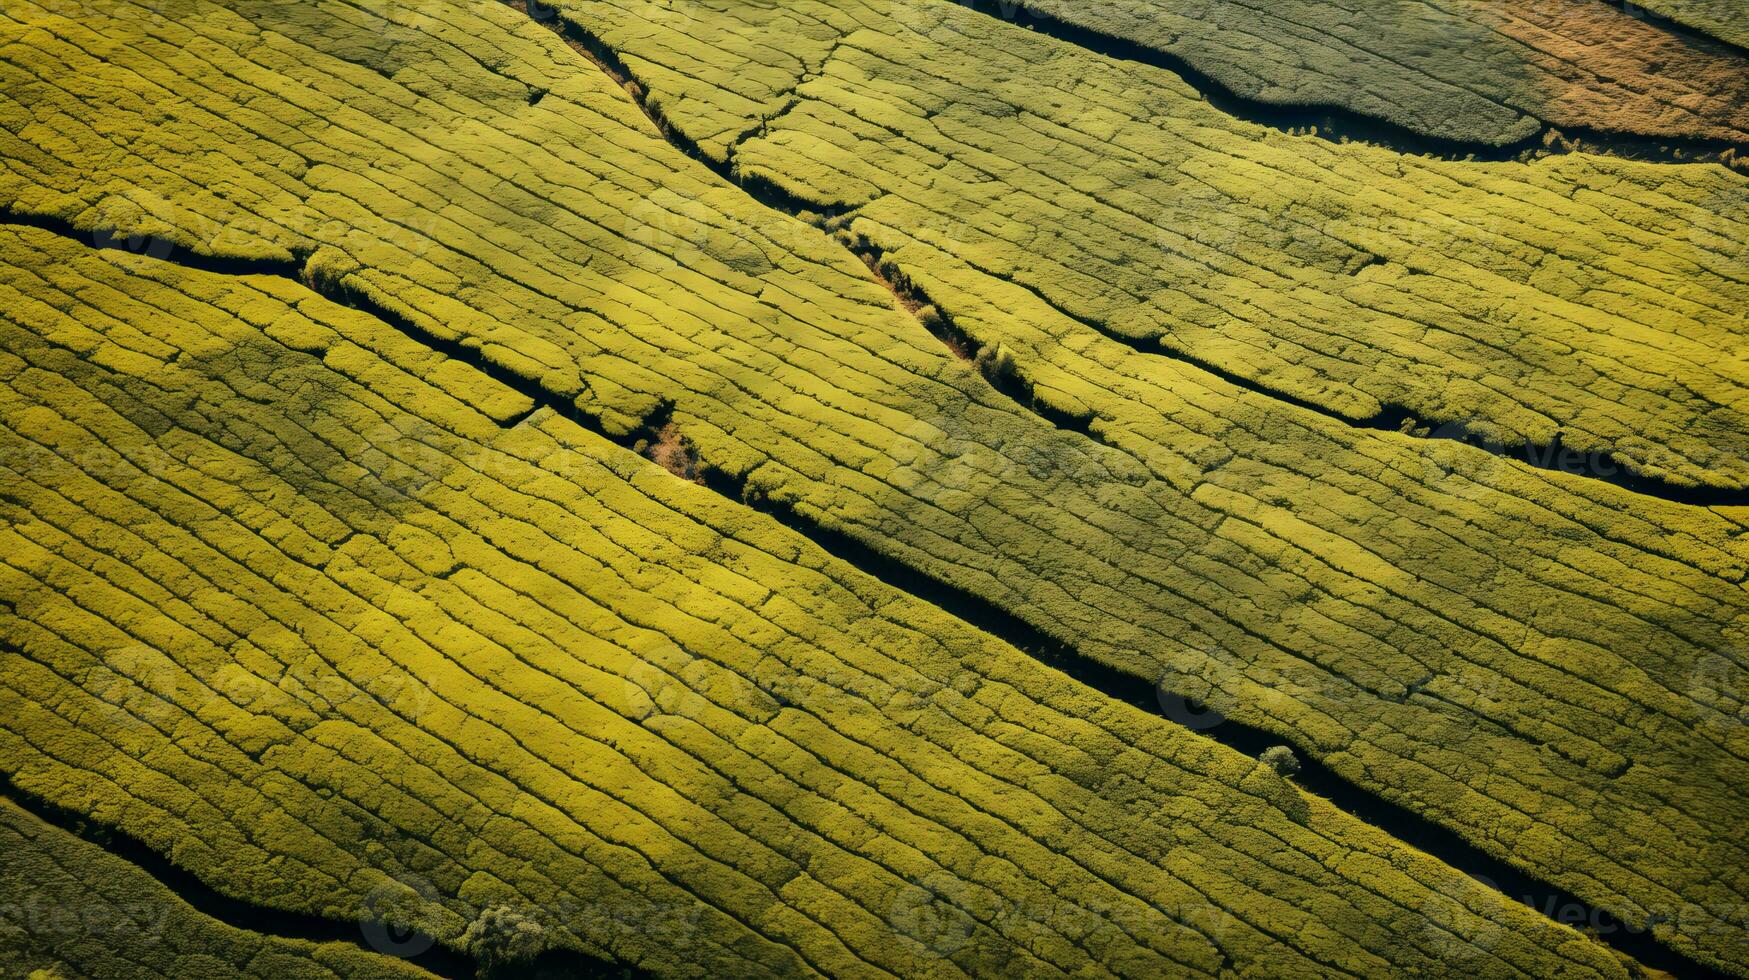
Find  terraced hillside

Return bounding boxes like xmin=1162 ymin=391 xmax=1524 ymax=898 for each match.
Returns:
xmin=0 ymin=795 xmax=437 ymax=979
xmin=0 ymin=0 xmax=1745 ymax=977
xmin=1633 ymin=0 xmax=1749 ymax=52
xmin=949 ymin=0 xmax=1749 ymax=147
xmin=557 ymin=0 xmax=1749 ymax=493
xmin=0 ymin=222 xmax=1637 ymax=977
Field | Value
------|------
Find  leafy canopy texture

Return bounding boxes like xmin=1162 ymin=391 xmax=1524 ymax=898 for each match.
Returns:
xmin=0 ymin=0 xmax=1746 ymax=975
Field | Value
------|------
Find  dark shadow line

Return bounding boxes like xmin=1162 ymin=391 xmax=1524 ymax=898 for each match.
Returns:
xmin=0 ymin=36 xmax=1734 ymax=965
xmin=496 ymin=5 xmax=1749 ymax=507
xmin=687 ymin=463 xmax=1732 ymax=980
xmin=848 ymin=214 xmax=1749 ymax=508
xmin=1040 ymin=290 xmax=1749 ymax=507
xmin=941 ymin=0 xmax=1749 ymax=166
xmin=1598 ymin=0 xmax=1749 ymax=59
xmin=0 ymin=771 xmax=477 ymax=978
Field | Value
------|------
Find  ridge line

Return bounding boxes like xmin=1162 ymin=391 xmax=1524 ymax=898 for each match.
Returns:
xmin=955 ymin=249 xmax=1749 ymax=507
xmin=0 ymin=771 xmax=477 ymax=978
xmin=492 ymin=2 xmax=1749 ymax=507
xmin=0 ymin=189 xmax=1719 ymax=980
xmin=933 ymin=0 xmax=1749 ymax=168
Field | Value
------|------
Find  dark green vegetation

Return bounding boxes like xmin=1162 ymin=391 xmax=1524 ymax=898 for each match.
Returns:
xmin=0 ymin=792 xmax=435 ymax=978
xmin=0 ymin=0 xmax=1746 ymax=976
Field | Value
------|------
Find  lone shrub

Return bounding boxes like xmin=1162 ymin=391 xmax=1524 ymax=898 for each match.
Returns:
xmin=1261 ymin=745 xmax=1301 ymax=777
xmin=463 ymin=905 xmax=549 ymax=976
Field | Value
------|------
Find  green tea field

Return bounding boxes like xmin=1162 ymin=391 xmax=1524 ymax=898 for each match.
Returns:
xmin=0 ymin=0 xmax=1745 ymax=977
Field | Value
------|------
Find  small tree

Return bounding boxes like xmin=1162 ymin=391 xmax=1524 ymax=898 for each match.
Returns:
xmin=463 ymin=905 xmax=549 ymax=976
xmin=1260 ymin=745 xmax=1300 ymax=778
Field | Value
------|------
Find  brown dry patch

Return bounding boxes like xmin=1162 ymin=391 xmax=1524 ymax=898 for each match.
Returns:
xmin=499 ymin=0 xmax=674 ymax=138
xmin=854 ymin=247 xmax=924 ymax=316
xmin=1475 ymin=0 xmax=1749 ymax=145
xmin=850 ymin=244 xmax=977 ymax=362
xmin=639 ymin=422 xmax=703 ymax=483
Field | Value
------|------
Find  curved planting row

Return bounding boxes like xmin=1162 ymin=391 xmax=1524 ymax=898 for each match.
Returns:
xmin=0 ymin=792 xmax=437 ymax=978
xmin=0 ymin=223 xmax=1634 ymax=976
xmin=915 ymin=0 xmax=1749 ymax=147
xmin=0 ymin=0 xmax=1744 ymax=973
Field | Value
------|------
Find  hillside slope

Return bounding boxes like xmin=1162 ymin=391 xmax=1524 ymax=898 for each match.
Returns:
xmin=0 ymin=0 xmax=1744 ymax=974
xmin=949 ymin=0 xmax=1749 ymax=147
xmin=0 ymin=222 xmax=1635 ymax=976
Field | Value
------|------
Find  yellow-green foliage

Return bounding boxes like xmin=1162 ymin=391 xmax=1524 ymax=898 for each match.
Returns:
xmin=0 ymin=0 xmax=1747 ymax=973
xmin=562 ymin=0 xmax=1749 ymax=492
xmin=0 ymin=796 xmax=433 ymax=979
xmin=1632 ymin=0 xmax=1749 ymax=50
xmin=0 ymin=224 xmax=1632 ymax=977
xmin=1012 ymin=0 xmax=1749 ymax=145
